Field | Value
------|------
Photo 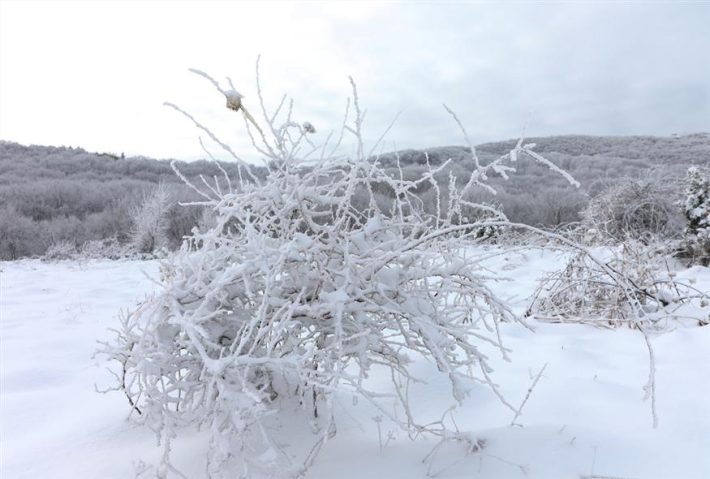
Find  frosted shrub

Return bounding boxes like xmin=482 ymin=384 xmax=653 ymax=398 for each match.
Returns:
xmin=100 ymin=63 xmax=579 ymax=477
xmin=81 ymin=236 xmax=134 ymax=260
xmin=131 ymin=183 xmax=171 ymax=254
xmin=528 ymin=240 xmax=709 ymax=328
xmin=581 ymin=177 xmax=683 ymax=243
xmin=43 ymin=239 xmax=78 ymax=261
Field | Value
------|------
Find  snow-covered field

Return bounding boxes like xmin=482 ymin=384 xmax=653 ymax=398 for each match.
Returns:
xmin=1 ymin=249 xmax=709 ymax=478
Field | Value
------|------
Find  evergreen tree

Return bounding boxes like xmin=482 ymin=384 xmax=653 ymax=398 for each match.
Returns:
xmin=682 ymin=167 xmax=710 ymax=265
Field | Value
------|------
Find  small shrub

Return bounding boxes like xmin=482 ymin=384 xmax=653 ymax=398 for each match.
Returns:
xmin=100 ymin=66 xmax=579 ymax=477
xmin=581 ymin=176 xmax=683 ymax=243
xmin=43 ymin=240 xmax=78 ymax=261
xmin=81 ymin=236 xmax=134 ymax=260
xmin=528 ymin=240 xmax=708 ymax=328
xmin=130 ymin=183 xmax=171 ymax=254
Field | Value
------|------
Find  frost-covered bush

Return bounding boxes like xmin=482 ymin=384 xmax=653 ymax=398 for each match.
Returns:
xmin=81 ymin=236 xmax=135 ymax=260
xmin=100 ymin=64 xmax=579 ymax=477
xmin=680 ymin=166 xmax=710 ymax=266
xmin=130 ymin=183 xmax=171 ymax=254
xmin=43 ymin=236 xmax=137 ymax=262
xmin=528 ymin=240 xmax=708 ymax=328
xmin=43 ymin=239 xmax=78 ymax=261
xmin=581 ymin=176 xmax=683 ymax=243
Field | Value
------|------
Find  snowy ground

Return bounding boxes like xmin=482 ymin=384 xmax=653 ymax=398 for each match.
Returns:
xmin=1 ymin=249 xmax=709 ymax=478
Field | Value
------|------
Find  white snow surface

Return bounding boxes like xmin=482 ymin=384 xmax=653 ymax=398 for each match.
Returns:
xmin=1 ymin=249 xmax=709 ymax=478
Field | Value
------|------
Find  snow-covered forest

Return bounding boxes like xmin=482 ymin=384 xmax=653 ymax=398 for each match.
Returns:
xmin=2 ymin=133 xmax=708 ymax=260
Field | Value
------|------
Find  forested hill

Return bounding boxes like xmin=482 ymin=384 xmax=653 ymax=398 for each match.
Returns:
xmin=377 ymin=133 xmax=710 ymax=226
xmin=0 ymin=141 xmax=255 ymax=185
xmin=3 ymin=133 xmax=708 ymax=185
xmin=379 ymin=133 xmax=710 ymax=168
xmin=1 ymin=133 xmax=708 ymax=259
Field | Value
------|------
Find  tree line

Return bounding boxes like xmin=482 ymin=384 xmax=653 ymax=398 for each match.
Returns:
xmin=1 ymin=133 xmax=708 ymax=260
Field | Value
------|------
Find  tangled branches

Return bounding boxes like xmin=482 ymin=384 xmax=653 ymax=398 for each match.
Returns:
xmin=581 ymin=177 xmax=683 ymax=244
xmin=528 ymin=241 xmax=709 ymax=328
xmin=99 ymin=62 xmax=579 ymax=478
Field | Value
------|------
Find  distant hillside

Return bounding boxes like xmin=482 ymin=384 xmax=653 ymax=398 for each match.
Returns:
xmin=0 ymin=141 xmax=260 ymax=186
xmin=378 ymin=133 xmax=710 ymax=225
xmin=478 ymin=133 xmax=710 ymax=160
xmin=1 ymin=133 xmax=708 ymax=259
xmin=381 ymin=133 xmax=710 ymax=170
xmin=0 ymin=142 xmax=260 ymax=259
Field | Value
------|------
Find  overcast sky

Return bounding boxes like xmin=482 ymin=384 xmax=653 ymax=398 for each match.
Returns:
xmin=1 ymin=1 xmax=708 ymax=161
